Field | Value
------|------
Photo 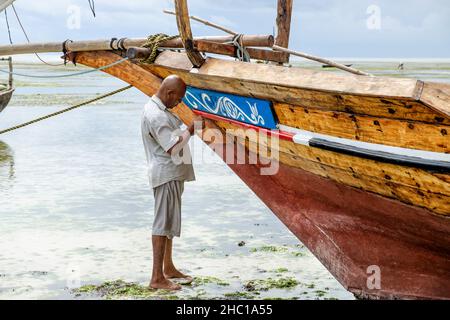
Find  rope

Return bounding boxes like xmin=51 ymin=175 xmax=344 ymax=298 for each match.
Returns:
xmin=11 ymin=4 xmax=65 ymax=67
xmin=230 ymin=34 xmax=250 ymax=62
xmin=0 ymin=57 xmax=129 ymax=79
xmin=141 ymin=33 xmax=179 ymax=64
xmin=109 ymin=37 xmax=118 ymax=50
xmin=0 ymin=85 xmax=132 ymax=135
xmin=4 ymin=8 xmax=12 ymax=45
xmin=117 ymin=37 xmax=127 ymax=51
xmin=62 ymin=39 xmax=73 ymax=66
xmin=88 ymin=0 xmax=96 ymax=17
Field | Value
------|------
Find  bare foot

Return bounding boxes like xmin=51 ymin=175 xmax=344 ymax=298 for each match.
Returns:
xmin=164 ymin=268 xmax=193 ymax=284
xmin=150 ymin=278 xmax=182 ymax=290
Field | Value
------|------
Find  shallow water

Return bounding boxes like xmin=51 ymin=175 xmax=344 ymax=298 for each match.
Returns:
xmin=0 ymin=60 xmax=448 ymax=300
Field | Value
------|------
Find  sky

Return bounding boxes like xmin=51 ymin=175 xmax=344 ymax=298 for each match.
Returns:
xmin=1 ymin=0 xmax=449 ymax=59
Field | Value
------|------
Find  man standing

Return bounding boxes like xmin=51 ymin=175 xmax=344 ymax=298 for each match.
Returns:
xmin=141 ymin=75 xmax=203 ymax=290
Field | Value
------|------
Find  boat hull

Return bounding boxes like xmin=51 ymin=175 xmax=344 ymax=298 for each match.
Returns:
xmin=222 ymin=147 xmax=450 ymax=299
xmin=0 ymin=87 xmax=14 ymax=113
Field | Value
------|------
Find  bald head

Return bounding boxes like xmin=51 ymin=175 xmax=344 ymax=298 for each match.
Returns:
xmin=156 ymin=75 xmax=187 ymax=109
xmin=161 ymin=75 xmax=186 ymax=91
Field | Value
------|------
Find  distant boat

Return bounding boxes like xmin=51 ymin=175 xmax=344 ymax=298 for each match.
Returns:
xmin=322 ymin=64 xmax=353 ymax=68
xmin=0 ymin=57 xmax=14 ymax=114
xmin=0 ymin=1 xmax=16 ymax=113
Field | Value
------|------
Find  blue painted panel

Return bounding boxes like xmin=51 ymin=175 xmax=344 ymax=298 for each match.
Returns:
xmin=182 ymin=86 xmax=277 ymax=130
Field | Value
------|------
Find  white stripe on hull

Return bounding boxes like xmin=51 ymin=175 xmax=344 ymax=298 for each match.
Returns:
xmin=279 ymin=124 xmax=450 ymax=162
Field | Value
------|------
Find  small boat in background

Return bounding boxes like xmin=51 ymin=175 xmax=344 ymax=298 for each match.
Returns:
xmin=0 ymin=0 xmax=17 ymax=114
xmin=0 ymin=57 xmax=14 ymax=113
xmin=322 ymin=64 xmax=353 ymax=68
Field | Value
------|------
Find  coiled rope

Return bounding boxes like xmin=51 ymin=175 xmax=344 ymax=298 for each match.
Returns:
xmin=141 ymin=33 xmax=179 ymax=64
xmin=230 ymin=34 xmax=250 ymax=62
xmin=0 ymin=85 xmax=132 ymax=135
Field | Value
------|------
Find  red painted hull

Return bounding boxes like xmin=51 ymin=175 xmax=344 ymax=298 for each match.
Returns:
xmin=219 ymin=145 xmax=450 ymax=299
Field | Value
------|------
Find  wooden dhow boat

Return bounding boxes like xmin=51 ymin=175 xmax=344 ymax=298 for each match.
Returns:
xmin=1 ymin=0 xmax=449 ymax=300
xmin=0 ymin=57 xmax=13 ymax=113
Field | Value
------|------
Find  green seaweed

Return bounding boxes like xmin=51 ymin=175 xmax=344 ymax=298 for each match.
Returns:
xmin=315 ymin=290 xmax=327 ymax=297
xmin=187 ymin=289 xmax=208 ymax=300
xmin=305 ymin=283 xmax=315 ymax=289
xmin=291 ymin=252 xmax=305 ymax=257
xmin=74 ymin=280 xmax=171 ymax=300
xmin=71 ymin=277 xmax=321 ymax=300
xmin=9 ymin=93 xmax=133 ymax=107
xmin=273 ymin=268 xmax=289 ymax=273
xmin=244 ymin=277 xmax=298 ymax=292
xmin=250 ymin=245 xmax=289 ymax=253
xmin=250 ymin=245 xmax=306 ymax=258
xmin=224 ymin=291 xmax=259 ymax=299
xmin=77 ymin=284 xmax=97 ymax=293
xmin=263 ymin=296 xmax=300 ymax=300
xmin=190 ymin=276 xmax=230 ymax=287
xmin=74 ymin=276 xmax=232 ymax=300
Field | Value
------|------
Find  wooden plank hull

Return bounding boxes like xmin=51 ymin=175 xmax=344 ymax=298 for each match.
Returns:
xmin=72 ymin=51 xmax=450 ymax=299
xmin=0 ymin=87 xmax=13 ymax=113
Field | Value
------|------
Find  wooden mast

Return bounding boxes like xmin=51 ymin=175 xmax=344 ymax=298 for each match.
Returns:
xmin=7 ymin=57 xmax=13 ymax=88
xmin=174 ymin=0 xmax=205 ymax=68
xmin=163 ymin=9 xmax=237 ymax=35
xmin=275 ymin=0 xmax=293 ymax=63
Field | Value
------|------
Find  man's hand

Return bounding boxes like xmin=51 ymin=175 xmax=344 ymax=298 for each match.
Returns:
xmin=188 ymin=115 xmax=205 ymax=135
xmin=168 ymin=116 xmax=205 ymax=156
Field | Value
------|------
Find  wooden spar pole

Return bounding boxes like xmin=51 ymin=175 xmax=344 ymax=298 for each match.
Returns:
xmin=0 ymin=35 xmax=273 ymax=56
xmin=128 ymin=41 xmax=286 ymax=63
xmin=275 ymin=0 xmax=293 ymax=48
xmin=274 ymin=0 xmax=293 ymax=63
xmin=8 ymin=57 xmax=13 ymax=88
xmin=0 ymin=0 xmax=15 ymax=12
xmin=272 ymin=45 xmax=372 ymax=76
xmin=195 ymin=41 xmax=285 ymax=63
xmin=174 ymin=0 xmax=205 ymax=67
xmin=272 ymin=1 xmax=370 ymax=75
xmin=163 ymin=10 xmax=237 ymax=35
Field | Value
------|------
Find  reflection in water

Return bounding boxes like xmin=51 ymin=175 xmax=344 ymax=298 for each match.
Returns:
xmin=0 ymin=140 xmax=15 ymax=183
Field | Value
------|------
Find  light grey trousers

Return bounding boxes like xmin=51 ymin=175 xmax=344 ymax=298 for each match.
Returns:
xmin=152 ymin=180 xmax=184 ymax=239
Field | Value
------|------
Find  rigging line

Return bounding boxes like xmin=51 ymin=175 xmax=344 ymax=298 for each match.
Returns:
xmin=88 ymin=0 xmax=96 ymax=17
xmin=11 ymin=4 xmax=65 ymax=67
xmin=0 ymin=85 xmax=133 ymax=135
xmin=0 ymin=57 xmax=129 ymax=78
xmin=4 ymin=8 xmax=13 ymax=45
